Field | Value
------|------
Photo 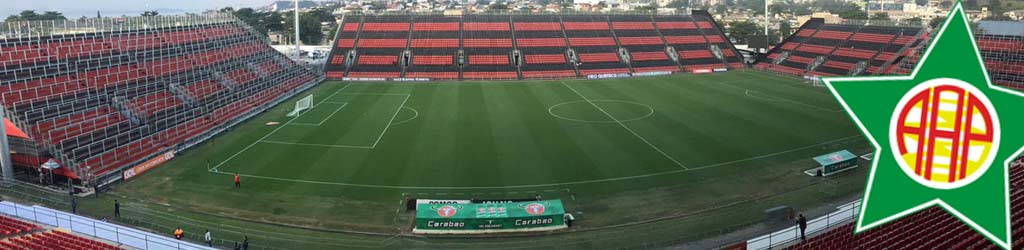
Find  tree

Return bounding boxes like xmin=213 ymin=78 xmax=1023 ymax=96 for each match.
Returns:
xmin=870 ymin=12 xmax=890 ymax=20
xmin=793 ymin=3 xmax=812 ymax=15
xmin=283 ymin=10 xmax=326 ymax=45
xmin=940 ymin=1 xmax=953 ymax=9
xmin=41 ymin=11 xmax=65 ymax=20
xmin=988 ymin=0 xmax=1005 ymax=18
xmin=5 ymin=10 xmax=66 ymax=22
xmin=635 ymin=3 xmax=657 ymax=12
xmin=223 ymin=8 xmax=287 ymax=35
xmin=768 ymin=3 xmax=786 ymax=15
xmin=915 ymin=0 xmax=928 ymax=6
xmin=836 ymin=5 xmax=868 ymax=19
xmin=746 ymin=0 xmax=766 ymax=15
xmin=727 ymin=21 xmax=761 ymax=44
xmin=779 ymin=21 xmax=792 ymax=38
xmin=665 ymin=0 xmax=688 ymax=9
xmin=141 ymin=11 xmax=159 ymax=17
xmin=929 ymin=16 xmax=945 ymax=28
xmin=490 ymin=3 xmax=509 ymax=10
xmin=715 ymin=4 xmax=728 ymax=15
xmin=964 ymin=0 xmax=978 ymax=9
xmin=905 ymin=17 xmax=923 ymax=25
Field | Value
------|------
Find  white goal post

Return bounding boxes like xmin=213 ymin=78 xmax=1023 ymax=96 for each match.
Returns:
xmin=286 ymin=95 xmax=313 ymax=117
xmin=803 ymin=75 xmax=825 ymax=87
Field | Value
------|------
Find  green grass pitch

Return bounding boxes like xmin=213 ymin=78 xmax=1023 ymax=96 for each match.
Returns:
xmin=110 ymin=70 xmax=872 ymax=249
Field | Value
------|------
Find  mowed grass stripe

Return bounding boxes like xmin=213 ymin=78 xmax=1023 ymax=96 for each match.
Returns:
xmin=111 ymin=71 xmax=872 ymax=243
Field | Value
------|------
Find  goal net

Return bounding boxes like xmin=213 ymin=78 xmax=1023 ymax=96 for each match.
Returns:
xmin=803 ymin=75 xmax=825 ymax=87
xmin=286 ymin=95 xmax=313 ymax=117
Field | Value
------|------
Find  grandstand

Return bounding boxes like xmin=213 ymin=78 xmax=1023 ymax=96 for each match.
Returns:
xmin=0 ymin=6 xmax=1020 ymax=250
xmin=758 ymin=20 xmax=1024 ymax=250
xmin=0 ymin=14 xmax=322 ymax=187
xmin=784 ymin=157 xmax=1024 ymax=250
xmin=756 ymin=18 xmax=926 ymax=77
xmin=891 ymin=31 xmax=1024 ymax=90
xmin=0 ymin=214 xmax=124 ymax=250
xmin=324 ymin=12 xmax=746 ymax=80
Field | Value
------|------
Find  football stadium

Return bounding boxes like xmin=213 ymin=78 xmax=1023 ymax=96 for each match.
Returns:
xmin=0 ymin=1 xmax=1021 ymax=250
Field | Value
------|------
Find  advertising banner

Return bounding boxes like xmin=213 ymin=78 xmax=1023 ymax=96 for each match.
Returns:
xmin=416 ymin=199 xmax=472 ymax=205
xmin=633 ymin=71 xmax=673 ymax=77
xmin=341 ymin=77 xmax=386 ymax=81
xmin=587 ymin=73 xmax=631 ymax=79
xmin=123 ymin=150 xmax=175 ymax=180
xmin=391 ymin=78 xmax=431 ymax=82
xmin=414 ymin=199 xmax=566 ymax=234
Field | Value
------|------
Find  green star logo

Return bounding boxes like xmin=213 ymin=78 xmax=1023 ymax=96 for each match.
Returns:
xmin=823 ymin=2 xmax=1023 ymax=249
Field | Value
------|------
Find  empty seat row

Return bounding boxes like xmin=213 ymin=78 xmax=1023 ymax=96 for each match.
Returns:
xmin=328 ymin=14 xmax=743 ymax=80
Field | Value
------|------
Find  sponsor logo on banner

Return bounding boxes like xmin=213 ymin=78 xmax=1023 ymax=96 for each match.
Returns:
xmin=713 ymin=68 xmax=728 ymax=72
xmin=692 ymin=69 xmax=712 ymax=74
xmin=416 ymin=199 xmax=472 ymax=205
xmin=633 ymin=71 xmax=673 ymax=77
xmin=341 ymin=77 xmax=386 ymax=81
xmin=391 ymin=78 xmax=431 ymax=82
xmin=524 ymin=203 xmax=546 ymax=215
xmin=123 ymin=150 xmax=175 ymax=180
xmin=437 ymin=205 xmax=459 ymax=218
xmin=587 ymin=73 xmax=631 ymax=79
xmin=473 ymin=198 xmax=537 ymax=204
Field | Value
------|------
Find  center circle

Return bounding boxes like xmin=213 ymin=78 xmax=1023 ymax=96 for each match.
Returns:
xmin=548 ymin=100 xmax=654 ymax=123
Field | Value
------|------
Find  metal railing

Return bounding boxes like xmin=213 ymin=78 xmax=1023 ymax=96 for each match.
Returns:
xmin=0 ymin=200 xmax=214 ymax=250
xmin=1 ymin=14 xmax=238 ymax=39
xmin=745 ymin=200 xmax=861 ymax=250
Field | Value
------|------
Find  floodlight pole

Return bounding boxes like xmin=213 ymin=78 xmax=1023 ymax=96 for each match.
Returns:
xmin=764 ymin=0 xmax=770 ymax=53
xmin=0 ymin=107 xmax=13 ymax=183
xmin=295 ymin=0 xmax=301 ymax=59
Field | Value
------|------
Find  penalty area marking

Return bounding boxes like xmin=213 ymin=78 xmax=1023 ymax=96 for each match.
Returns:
xmin=547 ymin=100 xmax=654 ymax=124
xmin=258 ymin=94 xmax=408 ymax=149
xmin=209 ymin=134 xmax=865 ymax=189
xmin=289 ymin=102 xmax=349 ymax=126
xmin=210 ymin=83 xmax=354 ymax=172
xmin=391 ymin=107 xmax=420 ymax=125
xmin=212 ymin=91 xmax=410 ymax=171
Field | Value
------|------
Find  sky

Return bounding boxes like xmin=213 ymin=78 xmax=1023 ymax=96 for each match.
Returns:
xmin=2 ymin=0 xmax=295 ymax=19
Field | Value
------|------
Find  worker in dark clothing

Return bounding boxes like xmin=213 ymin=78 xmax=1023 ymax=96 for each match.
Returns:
xmin=70 ymin=197 xmax=77 ymax=214
xmin=114 ymin=200 xmax=121 ymax=218
xmin=242 ymin=236 xmax=249 ymax=250
xmin=797 ymin=214 xmax=808 ymax=241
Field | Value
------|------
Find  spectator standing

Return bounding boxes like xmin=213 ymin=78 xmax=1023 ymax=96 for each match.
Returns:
xmin=797 ymin=214 xmax=808 ymax=241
